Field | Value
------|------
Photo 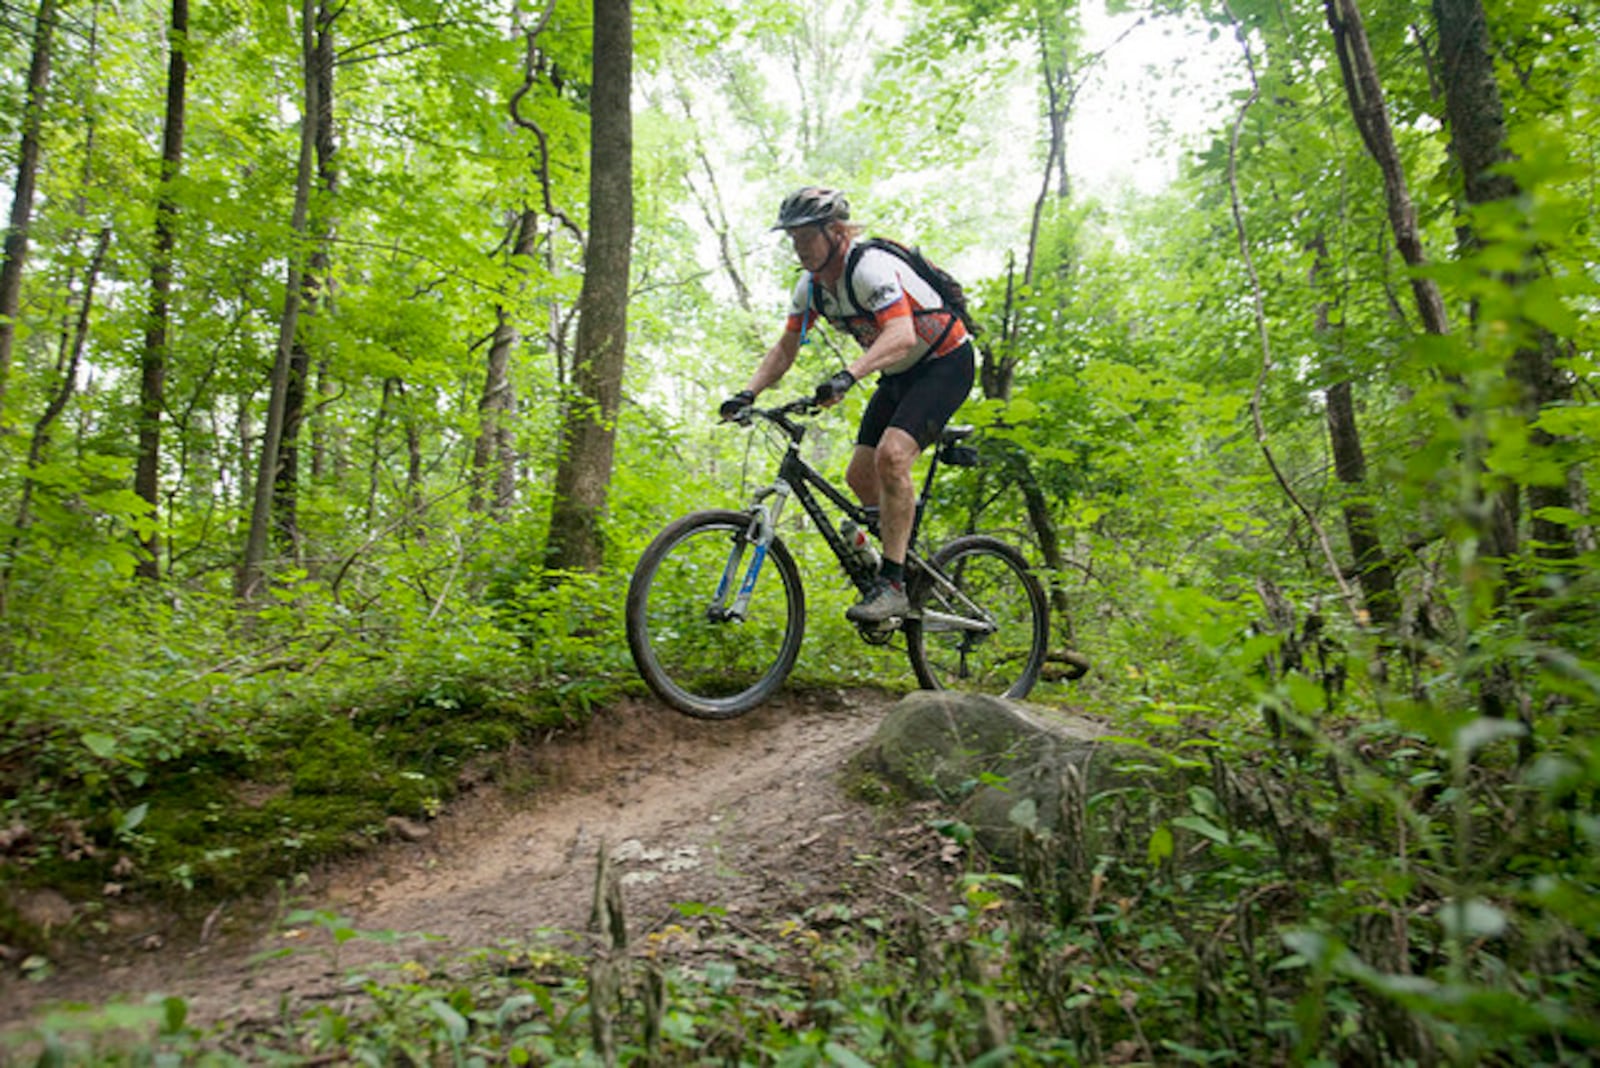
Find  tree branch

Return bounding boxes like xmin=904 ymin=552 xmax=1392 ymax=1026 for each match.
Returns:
xmin=509 ymin=0 xmax=585 ymax=250
xmin=1222 ymin=3 xmax=1363 ymax=623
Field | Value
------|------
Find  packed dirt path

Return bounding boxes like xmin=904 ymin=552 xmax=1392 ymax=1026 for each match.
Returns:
xmin=2 ymin=688 xmax=909 ymax=1036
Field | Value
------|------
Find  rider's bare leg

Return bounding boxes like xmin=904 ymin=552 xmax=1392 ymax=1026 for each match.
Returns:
xmin=846 ymin=445 xmax=879 ymax=506
xmin=872 ymin=429 xmax=919 ymax=566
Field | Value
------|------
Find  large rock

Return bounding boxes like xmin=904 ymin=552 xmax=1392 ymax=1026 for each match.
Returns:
xmin=856 ymin=690 xmax=1161 ymax=867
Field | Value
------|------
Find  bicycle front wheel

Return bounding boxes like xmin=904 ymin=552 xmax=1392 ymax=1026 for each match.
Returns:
xmin=626 ymin=509 xmax=806 ymax=719
xmin=905 ymin=535 xmax=1049 ymax=700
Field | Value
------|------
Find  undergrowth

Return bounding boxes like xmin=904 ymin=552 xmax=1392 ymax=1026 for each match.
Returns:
xmin=0 ymin=549 xmax=913 ymax=958
xmin=8 ymin=691 xmax=1597 ymax=1066
xmin=0 ymin=569 xmax=638 ymax=951
xmin=2 ymin=518 xmax=1597 ymax=1063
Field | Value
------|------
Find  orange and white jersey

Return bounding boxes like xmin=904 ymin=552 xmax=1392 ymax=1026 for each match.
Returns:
xmin=785 ymin=243 xmax=969 ymax=375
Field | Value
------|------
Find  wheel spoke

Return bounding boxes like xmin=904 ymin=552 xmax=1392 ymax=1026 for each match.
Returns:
xmin=906 ymin=536 xmax=1048 ymax=699
xmin=626 ymin=510 xmax=806 ymax=718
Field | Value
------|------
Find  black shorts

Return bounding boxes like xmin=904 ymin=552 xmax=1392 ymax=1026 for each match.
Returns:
xmin=856 ymin=341 xmax=975 ymax=451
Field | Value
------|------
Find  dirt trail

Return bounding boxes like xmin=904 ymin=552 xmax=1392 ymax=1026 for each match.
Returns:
xmin=2 ymin=688 xmax=902 ymax=1033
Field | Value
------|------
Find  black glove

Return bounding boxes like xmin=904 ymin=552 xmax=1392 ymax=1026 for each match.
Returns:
xmin=814 ymin=369 xmax=856 ymax=406
xmin=719 ymin=389 xmax=755 ymax=421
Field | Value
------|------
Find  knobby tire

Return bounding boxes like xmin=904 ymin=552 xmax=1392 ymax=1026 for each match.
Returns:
xmin=905 ymin=535 xmax=1049 ymax=700
xmin=626 ymin=509 xmax=806 ymax=719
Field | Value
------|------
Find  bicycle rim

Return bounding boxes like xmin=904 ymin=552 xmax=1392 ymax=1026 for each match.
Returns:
xmin=625 ymin=510 xmax=806 ymax=719
xmin=905 ymin=535 xmax=1048 ymax=700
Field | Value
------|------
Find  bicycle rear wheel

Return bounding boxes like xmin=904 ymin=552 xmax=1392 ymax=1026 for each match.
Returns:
xmin=905 ymin=535 xmax=1048 ymax=700
xmin=626 ymin=509 xmax=806 ymax=719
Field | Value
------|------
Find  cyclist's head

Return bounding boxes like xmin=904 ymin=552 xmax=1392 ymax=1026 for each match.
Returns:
xmin=772 ymin=186 xmax=850 ymax=231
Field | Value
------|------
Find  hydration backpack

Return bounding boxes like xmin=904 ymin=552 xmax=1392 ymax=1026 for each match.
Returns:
xmin=813 ymin=237 xmax=983 ymax=345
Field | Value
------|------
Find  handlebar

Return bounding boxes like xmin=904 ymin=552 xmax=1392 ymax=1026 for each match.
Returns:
xmin=721 ymin=396 xmax=823 ymax=441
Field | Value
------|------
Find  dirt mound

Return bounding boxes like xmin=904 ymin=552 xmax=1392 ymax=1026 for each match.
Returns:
xmin=2 ymin=688 xmax=917 ymax=1032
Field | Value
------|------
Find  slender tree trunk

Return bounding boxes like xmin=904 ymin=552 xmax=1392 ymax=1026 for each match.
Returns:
xmin=366 ymin=377 xmax=397 ymax=526
xmin=665 ymin=77 xmax=760 ymax=340
xmin=0 ymin=0 xmax=57 ymax=417
xmin=472 ymin=305 xmax=518 ymax=515
xmin=472 ymin=209 xmax=537 ymax=515
xmin=1307 ymin=230 xmax=1399 ymax=632
xmin=274 ymin=0 xmax=337 ymax=562
xmin=404 ymin=411 xmax=423 ymax=529
xmin=134 ymin=0 xmax=189 ymax=581
xmin=1434 ymin=0 xmax=1576 ymax=566
xmin=238 ymin=0 xmax=320 ymax=600
xmin=1 ymin=228 xmax=110 ymax=614
xmin=986 ymin=258 xmax=1084 ymax=676
xmin=543 ymin=0 xmax=632 ymax=573
xmin=1325 ymin=381 xmax=1398 ymax=627
xmin=1325 ymin=0 xmax=1450 ymax=337
xmin=1023 ymin=15 xmax=1070 ymax=291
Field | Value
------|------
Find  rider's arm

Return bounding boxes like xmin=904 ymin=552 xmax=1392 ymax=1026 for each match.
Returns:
xmin=838 ymin=249 xmax=920 ymax=380
xmin=841 ymin=299 xmax=917 ymax=380
xmin=744 ymin=328 xmax=802 ymax=396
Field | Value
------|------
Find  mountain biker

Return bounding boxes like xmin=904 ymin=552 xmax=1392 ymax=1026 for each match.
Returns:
xmin=719 ymin=186 xmax=976 ymax=624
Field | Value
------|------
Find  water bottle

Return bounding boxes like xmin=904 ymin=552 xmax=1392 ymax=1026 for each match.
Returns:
xmin=839 ymin=518 xmax=879 ymax=575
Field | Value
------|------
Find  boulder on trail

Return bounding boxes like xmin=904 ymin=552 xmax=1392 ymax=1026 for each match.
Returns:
xmin=855 ymin=690 xmax=1169 ymax=866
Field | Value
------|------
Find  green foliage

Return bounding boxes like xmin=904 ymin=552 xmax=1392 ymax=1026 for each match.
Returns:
xmin=1 ymin=0 xmax=1598 ymax=1058
xmin=0 ymin=558 xmax=631 ymax=930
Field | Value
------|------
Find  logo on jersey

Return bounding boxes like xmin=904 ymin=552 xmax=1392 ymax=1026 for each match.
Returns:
xmin=866 ymin=283 xmax=899 ymax=310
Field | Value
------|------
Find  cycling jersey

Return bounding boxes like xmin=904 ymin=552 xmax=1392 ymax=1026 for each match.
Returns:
xmin=784 ymin=244 xmax=970 ymax=376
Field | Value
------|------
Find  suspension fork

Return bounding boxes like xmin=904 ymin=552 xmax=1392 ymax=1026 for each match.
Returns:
xmin=708 ymin=480 xmax=792 ymax=622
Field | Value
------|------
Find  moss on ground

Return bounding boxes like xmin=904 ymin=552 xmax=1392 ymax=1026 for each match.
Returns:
xmin=0 ymin=678 xmax=612 ymax=949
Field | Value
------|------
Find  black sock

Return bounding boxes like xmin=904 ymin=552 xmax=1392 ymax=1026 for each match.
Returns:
xmin=880 ymin=558 xmax=905 ymax=586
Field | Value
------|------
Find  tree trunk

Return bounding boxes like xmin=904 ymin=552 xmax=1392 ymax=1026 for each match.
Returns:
xmin=1325 ymin=0 xmax=1450 ymax=337
xmin=274 ymin=0 xmax=337 ymax=563
xmin=238 ymin=0 xmax=321 ymax=600
xmin=472 ymin=209 xmax=537 ymax=515
xmin=543 ymin=0 xmax=632 ymax=573
xmin=1023 ymin=13 xmax=1071 ymax=290
xmin=987 ymin=259 xmax=1083 ymax=675
xmin=1434 ymin=0 xmax=1575 ymax=567
xmin=1306 ymin=227 xmax=1399 ymax=633
xmin=2 ymin=228 xmax=110 ymax=614
xmin=366 ymin=377 xmax=397 ymax=527
xmin=0 ymin=0 xmax=57 ymax=417
xmin=1325 ymin=381 xmax=1398 ymax=628
xmin=134 ymin=0 xmax=189 ymax=581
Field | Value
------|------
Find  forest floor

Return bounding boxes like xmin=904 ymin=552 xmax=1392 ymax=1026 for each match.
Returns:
xmin=0 ymin=687 xmax=953 ymax=1041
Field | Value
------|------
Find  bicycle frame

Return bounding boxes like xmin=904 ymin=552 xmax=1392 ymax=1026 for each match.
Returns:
xmin=707 ymin=399 xmax=991 ymax=637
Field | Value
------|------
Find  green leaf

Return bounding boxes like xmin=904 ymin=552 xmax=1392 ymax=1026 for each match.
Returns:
xmin=161 ymin=996 xmax=189 ymax=1036
xmin=1518 ymin=277 xmax=1578 ymax=335
xmin=1531 ymin=506 xmax=1588 ymax=528
xmin=1280 ymin=929 xmax=1341 ymax=970
xmin=1535 ymin=404 xmax=1600 ymax=436
xmin=1438 ymin=898 xmax=1508 ymax=940
xmin=1453 ymin=718 xmax=1525 ymax=761
xmin=82 ymin=732 xmax=118 ymax=760
xmin=1147 ymin=824 xmax=1174 ymax=866
xmin=428 ymin=999 xmax=469 ymax=1044
xmin=1172 ymin=815 xmax=1230 ymax=845
xmin=118 ymin=803 xmax=149 ymax=836
xmin=1008 ymin=798 xmax=1038 ymax=832
xmin=824 ymin=1041 xmax=876 ymax=1068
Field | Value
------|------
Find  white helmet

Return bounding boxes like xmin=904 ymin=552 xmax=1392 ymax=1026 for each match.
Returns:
xmin=772 ymin=186 xmax=850 ymax=230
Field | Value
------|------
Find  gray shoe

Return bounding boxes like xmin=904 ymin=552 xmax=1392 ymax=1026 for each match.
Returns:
xmin=846 ymin=578 xmax=909 ymax=623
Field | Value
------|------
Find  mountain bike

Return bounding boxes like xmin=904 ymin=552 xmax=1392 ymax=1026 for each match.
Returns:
xmin=625 ymin=396 xmax=1049 ymax=719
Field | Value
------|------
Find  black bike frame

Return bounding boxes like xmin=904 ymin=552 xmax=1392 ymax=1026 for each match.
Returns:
xmin=754 ymin=404 xmax=953 ymax=592
xmin=708 ymin=400 xmax=991 ymax=637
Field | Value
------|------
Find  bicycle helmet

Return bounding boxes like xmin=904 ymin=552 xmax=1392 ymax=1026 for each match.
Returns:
xmin=772 ymin=186 xmax=850 ymax=230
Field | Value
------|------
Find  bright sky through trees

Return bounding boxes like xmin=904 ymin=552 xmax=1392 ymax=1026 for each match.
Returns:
xmin=1068 ymin=3 xmax=1244 ymax=196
